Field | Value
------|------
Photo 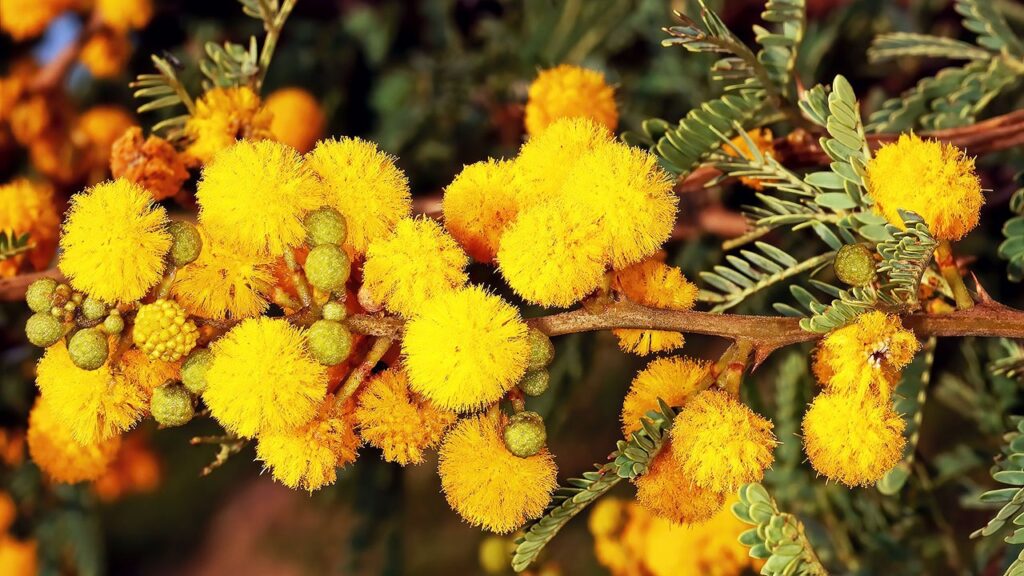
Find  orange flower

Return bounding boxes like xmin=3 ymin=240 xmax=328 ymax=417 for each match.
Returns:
xmin=80 ymin=29 xmax=131 ymax=79
xmin=265 ymin=87 xmax=325 ymax=153
xmin=110 ymin=127 xmax=190 ymax=200
xmin=0 ymin=178 xmax=60 ymax=276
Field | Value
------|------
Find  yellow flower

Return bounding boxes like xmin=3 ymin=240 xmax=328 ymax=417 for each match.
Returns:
xmin=118 ymin=348 xmax=181 ymax=393
xmin=0 ymin=0 xmax=72 ymax=40
xmin=362 ymin=218 xmax=469 ymax=316
xmin=265 ymin=87 xmax=325 ymax=153
xmin=634 ymin=449 xmax=725 ymax=525
xmin=524 ymin=64 xmax=617 ymax=137
xmin=110 ymin=126 xmax=190 ymax=201
xmin=255 ymin=394 xmax=360 ymax=491
xmin=184 ymin=87 xmax=272 ymax=165
xmin=196 ymin=139 xmax=322 ymax=256
xmin=75 ymin=105 xmax=134 ymax=160
xmin=171 ymin=225 xmax=274 ymax=320
xmin=59 ymin=179 xmax=171 ymax=302
xmin=403 ymin=286 xmax=530 ymax=412
xmin=0 ymin=535 xmax=38 ymax=576
xmin=621 ymin=356 xmax=709 ymax=437
xmin=723 ymin=128 xmax=775 ymax=190
xmin=442 ymin=159 xmax=520 ymax=263
xmin=306 ymin=138 xmax=412 ymax=258
xmin=669 ymin=389 xmax=776 ymax=492
xmin=0 ymin=178 xmax=59 ymax=277
xmin=438 ymin=412 xmax=557 ymax=533
xmin=354 ymin=367 xmax=457 ymax=465
xmin=203 ymin=317 xmax=327 ymax=438
xmin=803 ymin=392 xmax=905 ymax=486
xmin=866 ymin=133 xmax=983 ymax=240
xmin=513 ymin=117 xmax=613 ymax=206
xmin=79 ymin=29 xmax=131 ymax=79
xmin=588 ymin=497 xmax=628 ymax=538
xmin=132 ymin=298 xmax=199 ymax=362
xmin=27 ymin=397 xmax=120 ymax=484
xmin=813 ymin=310 xmax=919 ymax=403
xmin=642 ymin=499 xmax=758 ymax=576
xmin=96 ymin=0 xmax=152 ymax=30
xmin=611 ymin=257 xmax=698 ymax=355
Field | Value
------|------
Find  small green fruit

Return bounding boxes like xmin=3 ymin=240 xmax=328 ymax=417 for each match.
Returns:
xmin=503 ymin=411 xmax=547 ymax=458
xmin=181 ymin=348 xmax=214 ymax=394
xmin=168 ymin=221 xmax=203 ymax=266
xmin=322 ymin=301 xmax=346 ymax=321
xmin=519 ymin=369 xmax=550 ymax=397
xmin=525 ymin=328 xmax=554 ymax=371
xmin=80 ymin=296 xmax=107 ymax=321
xmin=304 ymin=206 xmax=347 ymax=247
xmin=151 ymin=384 xmax=195 ymax=427
xmin=304 ymin=244 xmax=350 ymax=293
xmin=25 ymin=313 xmax=64 ymax=347
xmin=67 ymin=328 xmax=108 ymax=370
xmin=478 ymin=536 xmax=509 ymax=574
xmin=26 ymin=278 xmax=57 ymax=313
xmin=102 ymin=313 xmax=125 ymax=335
xmin=306 ymin=320 xmax=353 ymax=365
xmin=834 ymin=244 xmax=876 ymax=286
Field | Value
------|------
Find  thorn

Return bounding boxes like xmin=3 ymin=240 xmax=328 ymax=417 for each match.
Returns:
xmin=971 ymin=273 xmax=996 ymax=306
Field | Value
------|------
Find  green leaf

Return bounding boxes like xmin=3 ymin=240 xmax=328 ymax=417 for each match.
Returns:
xmin=868 ymin=32 xmax=993 ymax=62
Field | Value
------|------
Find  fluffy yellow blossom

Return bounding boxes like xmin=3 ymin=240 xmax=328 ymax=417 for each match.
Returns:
xmin=514 ymin=117 xmax=613 ymax=205
xmin=592 ymin=500 xmax=652 ymax=576
xmin=265 ymin=87 xmax=325 ymax=153
xmin=362 ymin=218 xmax=469 ymax=316
xmin=80 ymin=30 xmax=131 ymax=79
xmin=171 ymin=226 xmax=273 ymax=320
xmin=643 ymin=500 xmax=757 ymax=576
xmin=438 ymin=412 xmax=557 ymax=533
xmin=670 ymin=389 xmax=776 ymax=492
xmin=866 ymin=133 xmax=983 ymax=240
xmin=0 ymin=178 xmax=59 ymax=277
xmin=306 ymin=138 xmax=412 ymax=258
xmin=110 ymin=127 xmax=190 ymax=201
xmin=132 ymin=299 xmax=199 ymax=362
xmin=0 ymin=535 xmax=37 ymax=576
xmin=59 ymin=179 xmax=171 ymax=302
xmin=634 ymin=449 xmax=725 ymax=525
xmin=524 ymin=64 xmax=617 ymax=136
xmin=75 ymin=106 xmax=135 ymax=178
xmin=96 ymin=0 xmax=153 ymax=30
xmin=256 ymin=394 xmax=360 ymax=491
xmin=589 ymin=497 xmax=628 ymax=539
xmin=813 ymin=311 xmax=919 ymax=403
xmin=442 ymin=159 xmax=520 ymax=263
xmin=621 ymin=356 xmax=709 ymax=437
xmin=118 ymin=348 xmax=180 ymax=393
xmin=404 ymin=286 xmax=529 ymax=412
xmin=196 ymin=139 xmax=322 ymax=256
xmin=184 ymin=87 xmax=273 ymax=165
xmin=203 ymin=317 xmax=327 ymax=438
xmin=724 ymin=128 xmax=775 ymax=190
xmin=27 ymin=397 xmax=121 ymax=483
xmin=354 ymin=367 xmax=458 ymax=465
xmin=611 ymin=257 xmax=698 ymax=355
xmin=0 ymin=0 xmax=72 ymax=40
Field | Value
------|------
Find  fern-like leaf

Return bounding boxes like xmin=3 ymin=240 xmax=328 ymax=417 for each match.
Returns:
xmin=0 ymin=231 xmax=33 ymax=262
xmin=734 ymin=483 xmax=829 ymax=575
xmin=131 ymin=55 xmax=195 ymax=140
xmin=868 ymin=32 xmax=993 ymax=62
xmin=875 ymin=210 xmax=938 ymax=307
xmin=653 ymin=92 xmax=764 ymax=175
xmin=999 ymin=178 xmax=1024 ymax=282
xmin=698 ymin=242 xmax=835 ymax=312
xmin=971 ymin=417 xmax=1024 ymax=576
xmin=955 ymin=0 xmax=1024 ymax=55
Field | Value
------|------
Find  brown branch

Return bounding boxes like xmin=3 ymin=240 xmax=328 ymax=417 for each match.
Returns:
xmin=0 ymin=268 xmax=64 ymax=301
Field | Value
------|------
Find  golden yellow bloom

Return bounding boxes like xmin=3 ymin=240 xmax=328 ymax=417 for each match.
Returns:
xmin=643 ymin=499 xmax=757 ymax=576
xmin=110 ymin=126 xmax=190 ymax=201
xmin=203 ymin=317 xmax=328 ymax=438
xmin=403 ymin=286 xmax=530 ymax=412
xmin=611 ymin=257 xmax=698 ymax=355
xmin=27 ymin=397 xmax=120 ymax=484
xmin=256 ymin=394 xmax=360 ymax=491
xmin=524 ymin=64 xmax=617 ymax=137
xmin=9 ymin=93 xmax=54 ymax=145
xmin=184 ymin=87 xmax=272 ymax=165
xmin=803 ymin=392 xmax=906 ymax=486
xmin=196 ymin=139 xmax=322 ymax=256
xmin=75 ymin=105 xmax=135 ymax=178
xmin=0 ymin=0 xmax=72 ymax=40
xmin=592 ymin=501 xmax=652 ymax=576
xmin=813 ymin=310 xmax=919 ymax=403
xmin=354 ymin=367 xmax=457 ymax=465
xmin=132 ymin=299 xmax=199 ymax=362
xmin=80 ymin=29 xmax=131 ymax=79
xmin=59 ymin=179 xmax=171 ymax=302
xmin=442 ymin=159 xmax=520 ymax=263
xmin=514 ymin=117 xmax=613 ymax=206
xmin=438 ymin=412 xmax=557 ymax=533
xmin=669 ymin=389 xmax=776 ymax=492
xmin=362 ymin=218 xmax=469 ymax=316
xmin=866 ymin=133 xmax=983 ymax=240
xmin=0 ymin=62 xmax=32 ymax=124
xmin=724 ymin=128 xmax=775 ymax=190
xmin=634 ymin=449 xmax=725 ymax=525
xmin=118 ymin=348 xmax=180 ymax=394
xmin=265 ymin=87 xmax=325 ymax=153
xmin=0 ymin=178 xmax=59 ymax=277
xmin=0 ymin=535 xmax=38 ymax=576
xmin=306 ymin=138 xmax=412 ymax=258
xmin=589 ymin=497 xmax=628 ymax=539
xmin=96 ymin=0 xmax=152 ymax=30
xmin=621 ymin=356 xmax=708 ymax=437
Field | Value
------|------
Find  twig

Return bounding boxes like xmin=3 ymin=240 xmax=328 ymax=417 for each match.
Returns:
xmin=337 ymin=336 xmax=393 ymax=402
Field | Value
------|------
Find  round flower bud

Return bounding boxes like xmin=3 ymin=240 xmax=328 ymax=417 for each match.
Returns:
xmin=181 ymin=348 xmax=214 ymax=395
xmin=503 ymin=411 xmax=547 ymax=458
xmin=26 ymin=313 xmax=64 ymax=347
xmin=151 ymin=383 xmax=195 ymax=427
xmin=102 ymin=313 xmax=125 ymax=335
xmin=304 ymin=244 xmax=350 ymax=293
xmin=525 ymin=328 xmax=554 ymax=371
xmin=132 ymin=299 xmax=199 ymax=362
xmin=304 ymin=206 xmax=347 ymax=247
xmin=68 ymin=328 xmax=109 ymax=370
xmin=518 ymin=369 xmax=550 ymax=397
xmin=167 ymin=221 xmax=203 ymax=266
xmin=26 ymin=278 xmax=58 ymax=313
xmin=306 ymin=319 xmax=353 ymax=365
xmin=80 ymin=296 xmax=107 ymax=321
xmin=321 ymin=301 xmax=346 ymax=321
xmin=478 ymin=536 xmax=510 ymax=574
xmin=834 ymin=244 xmax=876 ymax=286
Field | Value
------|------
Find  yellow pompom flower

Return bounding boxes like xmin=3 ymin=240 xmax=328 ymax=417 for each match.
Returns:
xmin=611 ymin=257 xmax=698 ymax=355
xmin=0 ymin=0 xmax=72 ymax=40
xmin=634 ymin=449 xmax=725 ymax=525
xmin=184 ymin=87 xmax=273 ymax=165
xmin=438 ymin=412 xmax=557 ymax=533
xmin=724 ymin=128 xmax=775 ymax=190
xmin=865 ymin=133 xmax=983 ymax=240
xmin=203 ymin=317 xmax=327 ymax=438
xmin=442 ymin=159 xmax=520 ymax=263
xmin=621 ymin=356 xmax=709 ymax=437
xmin=118 ymin=348 xmax=181 ymax=393
xmin=813 ymin=310 xmax=919 ymax=403
xmin=0 ymin=534 xmax=37 ymax=576
xmin=74 ymin=105 xmax=135 ymax=168
xmin=96 ymin=0 xmax=153 ymax=31
xmin=642 ymin=499 xmax=758 ymax=576
xmin=27 ymin=397 xmax=120 ymax=484
xmin=514 ymin=117 xmax=614 ymax=205
xmin=354 ymin=367 xmax=458 ymax=465
xmin=403 ymin=286 xmax=530 ymax=412
xmin=306 ymin=138 xmax=412 ymax=258
xmin=255 ymin=394 xmax=360 ymax=491
xmin=362 ymin=218 xmax=469 ymax=316
xmin=265 ymin=87 xmax=325 ymax=153
xmin=669 ymin=389 xmax=776 ymax=492
xmin=0 ymin=178 xmax=59 ymax=277
xmin=802 ymin=392 xmax=906 ymax=486
xmin=132 ymin=299 xmax=199 ymax=362
xmin=196 ymin=139 xmax=322 ymax=256
xmin=524 ymin=64 xmax=617 ymax=137
xmin=59 ymin=179 xmax=171 ymax=303
xmin=588 ymin=497 xmax=628 ymax=539
xmin=79 ymin=30 xmax=130 ymax=79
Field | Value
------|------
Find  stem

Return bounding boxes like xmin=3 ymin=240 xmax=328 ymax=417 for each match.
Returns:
xmin=935 ymin=240 xmax=973 ymax=310
xmin=338 ymin=337 xmax=393 ymax=402
xmin=255 ymin=0 xmax=297 ymax=91
xmin=716 ymin=339 xmax=754 ymax=395
xmin=154 ymin=265 xmax=177 ymax=300
xmin=282 ymin=249 xmax=314 ymax=309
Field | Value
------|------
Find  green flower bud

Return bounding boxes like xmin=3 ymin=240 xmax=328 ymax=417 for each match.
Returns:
xmin=304 ymin=244 xmax=350 ymax=293
xmin=25 ymin=278 xmax=57 ymax=313
xmin=834 ymin=244 xmax=876 ymax=286
xmin=304 ymin=206 xmax=347 ymax=247
xmin=25 ymin=313 xmax=64 ymax=347
xmin=168 ymin=221 xmax=203 ymax=266
xmin=525 ymin=328 xmax=554 ymax=371
xmin=80 ymin=296 xmax=107 ymax=321
xmin=306 ymin=320 xmax=353 ymax=365
xmin=503 ymin=411 xmax=547 ymax=458
xmin=151 ymin=383 xmax=195 ymax=427
xmin=322 ymin=301 xmax=346 ymax=321
xmin=102 ymin=313 xmax=125 ymax=335
xmin=67 ymin=328 xmax=108 ymax=370
xmin=518 ymin=369 xmax=550 ymax=397
xmin=181 ymin=348 xmax=214 ymax=395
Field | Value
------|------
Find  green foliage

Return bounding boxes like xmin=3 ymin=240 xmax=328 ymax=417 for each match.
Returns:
xmin=868 ymin=33 xmax=993 ymax=62
xmin=698 ymin=245 xmax=835 ymax=313
xmin=647 ymin=92 xmax=763 ymax=175
xmin=955 ymin=0 xmax=1024 ymax=55
xmin=875 ymin=211 xmax=938 ymax=308
xmin=733 ymin=483 xmax=829 ymax=575
xmin=131 ymin=55 xmax=195 ymax=140
xmin=999 ymin=177 xmax=1024 ymax=282
xmin=971 ymin=417 xmax=1024 ymax=576
xmin=779 ymin=281 xmax=882 ymax=333
xmin=200 ymin=38 xmax=260 ymax=90
xmin=877 ymin=338 xmax=936 ymax=494
xmin=0 ymin=230 xmax=33 ymax=263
